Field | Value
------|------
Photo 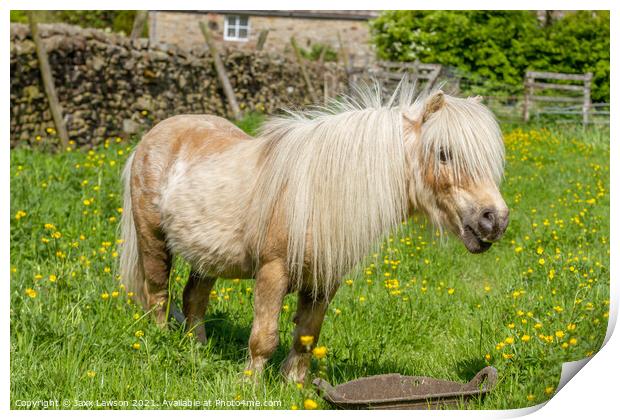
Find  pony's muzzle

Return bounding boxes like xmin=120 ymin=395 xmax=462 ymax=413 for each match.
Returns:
xmin=478 ymin=207 xmax=509 ymax=242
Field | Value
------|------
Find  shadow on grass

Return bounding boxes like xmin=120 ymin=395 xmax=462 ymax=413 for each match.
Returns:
xmin=185 ymin=309 xmax=488 ymax=390
xmin=191 ymin=310 xmax=404 ymax=384
xmin=202 ymin=309 xmax=254 ymax=361
xmin=454 ymin=357 xmax=488 ymax=382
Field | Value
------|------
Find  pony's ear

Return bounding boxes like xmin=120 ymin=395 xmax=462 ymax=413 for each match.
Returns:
xmin=422 ymin=91 xmax=445 ymax=123
xmin=468 ymin=95 xmax=483 ymax=103
xmin=402 ymin=111 xmax=419 ymax=132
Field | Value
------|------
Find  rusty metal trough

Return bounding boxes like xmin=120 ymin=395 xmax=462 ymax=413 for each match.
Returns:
xmin=312 ymin=366 xmax=498 ymax=409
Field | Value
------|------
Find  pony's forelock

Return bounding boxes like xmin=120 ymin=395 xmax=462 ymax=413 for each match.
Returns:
xmin=421 ymin=96 xmax=505 ymax=185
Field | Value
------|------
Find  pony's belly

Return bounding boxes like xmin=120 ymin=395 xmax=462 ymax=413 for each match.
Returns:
xmin=158 ymin=140 xmax=260 ymax=280
xmin=159 ymin=173 xmax=255 ymax=277
xmin=164 ymin=219 xmax=254 ymax=279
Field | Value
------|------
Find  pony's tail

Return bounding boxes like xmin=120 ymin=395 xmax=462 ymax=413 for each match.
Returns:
xmin=119 ymin=152 xmax=146 ymax=307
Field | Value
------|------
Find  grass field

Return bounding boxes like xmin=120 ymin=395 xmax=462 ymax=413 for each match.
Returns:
xmin=10 ymin=120 xmax=609 ymax=410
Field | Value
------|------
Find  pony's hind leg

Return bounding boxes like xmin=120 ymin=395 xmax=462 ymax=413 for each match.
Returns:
xmin=281 ymin=286 xmax=339 ymax=383
xmin=137 ymin=230 xmax=172 ymax=328
xmin=127 ymin=147 xmax=173 ymax=328
xmin=183 ymin=270 xmax=216 ymax=343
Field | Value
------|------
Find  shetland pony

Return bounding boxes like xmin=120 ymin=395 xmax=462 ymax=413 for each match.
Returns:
xmin=119 ymin=82 xmax=508 ymax=382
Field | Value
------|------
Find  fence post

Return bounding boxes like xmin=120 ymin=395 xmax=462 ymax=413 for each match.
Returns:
xmin=336 ymin=31 xmax=350 ymax=72
xmin=130 ymin=11 xmax=149 ymax=41
xmin=290 ymin=36 xmax=319 ymax=104
xmin=256 ymin=29 xmax=269 ymax=51
xmin=523 ymin=71 xmax=533 ymax=122
xmin=28 ymin=12 xmax=69 ymax=148
xmin=582 ymin=72 xmax=592 ymax=126
xmin=199 ymin=21 xmax=242 ymax=120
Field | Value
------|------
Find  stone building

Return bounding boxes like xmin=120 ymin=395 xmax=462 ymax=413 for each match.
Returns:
xmin=148 ymin=10 xmax=378 ymax=62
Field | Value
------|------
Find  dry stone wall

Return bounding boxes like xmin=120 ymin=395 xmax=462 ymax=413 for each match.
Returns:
xmin=10 ymin=23 xmax=347 ymax=147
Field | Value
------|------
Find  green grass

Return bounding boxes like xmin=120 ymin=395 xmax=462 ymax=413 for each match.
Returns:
xmin=10 ymin=121 xmax=609 ymax=409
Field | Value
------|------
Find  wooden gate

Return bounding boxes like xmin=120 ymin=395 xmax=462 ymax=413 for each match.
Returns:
xmin=523 ymin=71 xmax=593 ymax=125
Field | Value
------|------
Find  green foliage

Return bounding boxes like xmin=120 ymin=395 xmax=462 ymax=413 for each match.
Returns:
xmin=233 ymin=112 xmax=265 ymax=136
xmin=10 ymin=10 xmax=145 ymax=36
xmin=370 ymin=11 xmax=610 ymax=101
xmin=300 ymin=43 xmax=339 ymax=62
xmin=528 ymin=11 xmax=610 ymax=102
xmin=10 ymin=10 xmax=30 ymax=23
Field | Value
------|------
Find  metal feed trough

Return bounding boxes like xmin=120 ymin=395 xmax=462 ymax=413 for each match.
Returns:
xmin=313 ymin=366 xmax=498 ymax=409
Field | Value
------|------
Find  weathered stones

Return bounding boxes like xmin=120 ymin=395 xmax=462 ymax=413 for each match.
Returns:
xmin=10 ymin=23 xmax=347 ymax=148
xmin=89 ymin=56 xmax=105 ymax=71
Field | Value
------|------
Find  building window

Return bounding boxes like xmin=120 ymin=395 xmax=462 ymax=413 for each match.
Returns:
xmin=224 ymin=15 xmax=250 ymax=41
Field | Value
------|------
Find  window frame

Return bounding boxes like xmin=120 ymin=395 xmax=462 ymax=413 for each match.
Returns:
xmin=223 ymin=15 xmax=250 ymax=42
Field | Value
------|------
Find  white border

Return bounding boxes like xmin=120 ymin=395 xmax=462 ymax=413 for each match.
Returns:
xmin=3 ymin=1 xmax=617 ymax=419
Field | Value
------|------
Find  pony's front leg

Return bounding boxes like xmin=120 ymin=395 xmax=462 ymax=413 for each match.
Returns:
xmin=246 ymin=259 xmax=289 ymax=376
xmin=281 ymin=286 xmax=339 ymax=383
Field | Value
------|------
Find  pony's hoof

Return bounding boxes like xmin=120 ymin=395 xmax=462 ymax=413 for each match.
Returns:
xmin=240 ymin=368 xmax=262 ymax=384
xmin=186 ymin=323 xmax=207 ymax=344
xmin=154 ymin=315 xmax=168 ymax=330
xmin=151 ymin=301 xmax=169 ymax=328
xmin=194 ymin=330 xmax=207 ymax=344
xmin=282 ymin=368 xmax=307 ymax=384
xmin=281 ymin=353 xmax=311 ymax=383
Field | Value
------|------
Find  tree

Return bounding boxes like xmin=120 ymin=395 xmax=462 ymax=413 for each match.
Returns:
xmin=370 ymin=11 xmax=610 ymax=101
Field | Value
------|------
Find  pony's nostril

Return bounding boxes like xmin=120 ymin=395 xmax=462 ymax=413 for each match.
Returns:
xmin=482 ymin=210 xmax=495 ymax=224
xmin=479 ymin=209 xmax=497 ymax=234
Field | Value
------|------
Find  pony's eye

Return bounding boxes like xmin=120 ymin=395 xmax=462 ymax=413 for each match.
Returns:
xmin=439 ymin=147 xmax=451 ymax=164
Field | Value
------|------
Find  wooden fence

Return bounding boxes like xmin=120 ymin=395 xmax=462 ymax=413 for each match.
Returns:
xmin=346 ymin=60 xmax=442 ymax=98
xmin=373 ymin=61 xmax=442 ymax=91
xmin=342 ymin=65 xmax=608 ymax=125
xmin=523 ymin=71 xmax=593 ymax=125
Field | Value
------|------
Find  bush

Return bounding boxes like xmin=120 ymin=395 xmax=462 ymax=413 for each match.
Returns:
xmin=529 ymin=11 xmax=610 ymax=102
xmin=10 ymin=10 xmax=144 ymax=36
xmin=370 ymin=11 xmax=609 ymax=102
xmin=300 ymin=43 xmax=339 ymax=62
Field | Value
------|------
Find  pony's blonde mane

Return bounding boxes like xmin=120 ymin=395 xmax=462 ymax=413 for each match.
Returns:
xmin=251 ymin=81 xmax=504 ymax=299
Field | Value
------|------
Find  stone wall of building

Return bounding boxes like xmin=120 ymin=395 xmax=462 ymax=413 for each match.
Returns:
xmin=149 ymin=11 xmax=374 ymax=64
xmin=10 ymin=23 xmax=347 ymax=147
